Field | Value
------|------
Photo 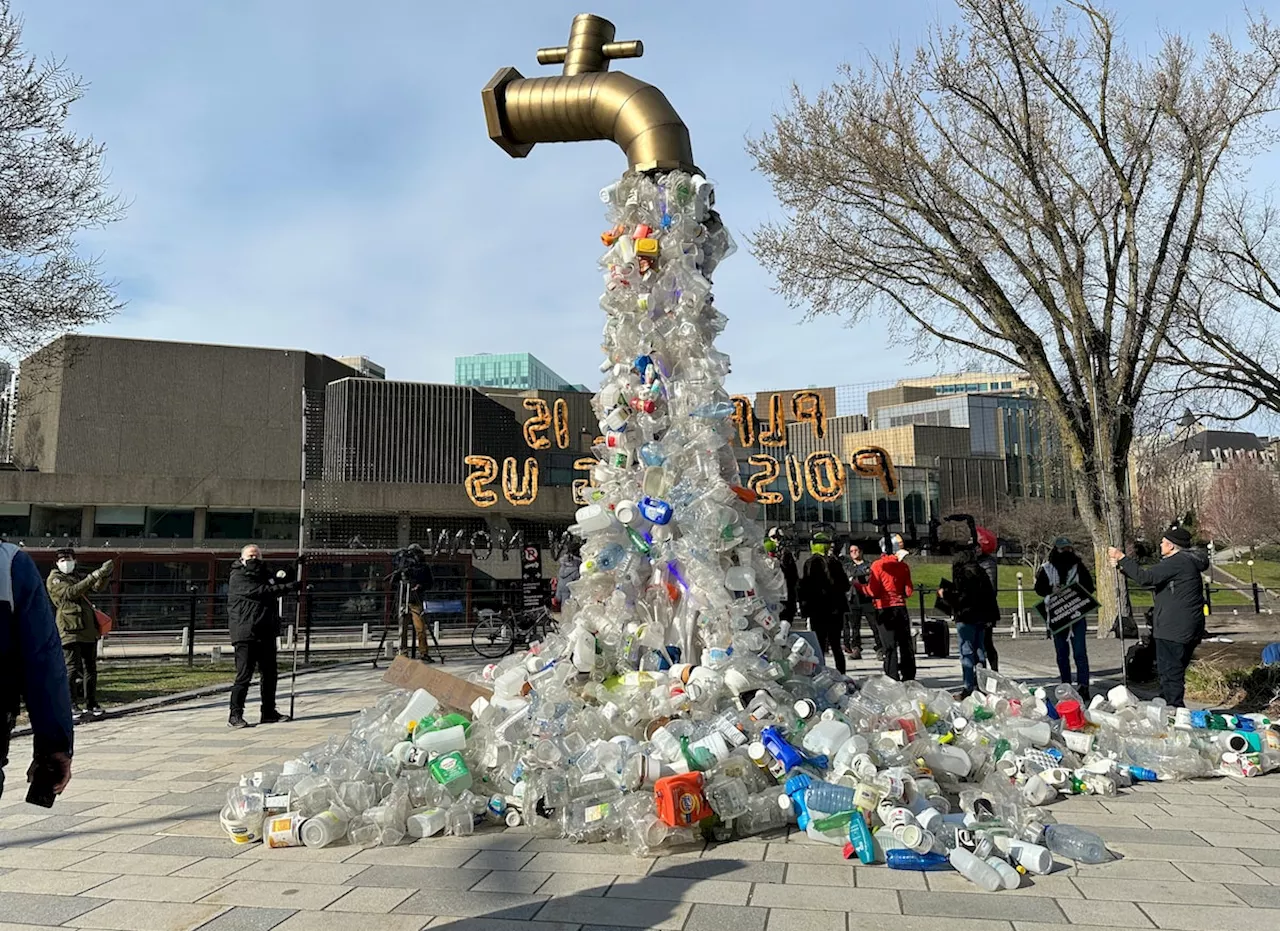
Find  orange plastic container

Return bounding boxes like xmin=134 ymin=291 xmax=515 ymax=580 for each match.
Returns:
xmin=654 ymin=772 xmax=709 ymax=827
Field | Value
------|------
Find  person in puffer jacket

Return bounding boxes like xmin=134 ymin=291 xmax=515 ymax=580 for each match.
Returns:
xmin=857 ymin=534 xmax=915 ymax=681
xmin=45 ymin=548 xmax=113 ymax=721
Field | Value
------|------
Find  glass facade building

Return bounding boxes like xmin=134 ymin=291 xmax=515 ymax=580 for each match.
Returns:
xmin=454 ymin=353 xmax=576 ymax=391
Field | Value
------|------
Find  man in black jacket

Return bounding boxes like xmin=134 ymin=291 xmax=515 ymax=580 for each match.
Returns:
xmin=1111 ymin=525 xmax=1208 ymax=707
xmin=227 ymin=544 xmax=297 ymax=728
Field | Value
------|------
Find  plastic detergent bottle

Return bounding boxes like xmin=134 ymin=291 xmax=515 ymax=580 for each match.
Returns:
xmin=429 ymin=752 xmax=474 ymax=797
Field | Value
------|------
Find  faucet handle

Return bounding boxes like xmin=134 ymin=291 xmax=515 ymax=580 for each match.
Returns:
xmin=537 ymin=40 xmax=643 ymax=67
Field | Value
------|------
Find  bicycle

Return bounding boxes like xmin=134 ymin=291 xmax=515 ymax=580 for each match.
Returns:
xmin=471 ymin=604 xmax=558 ymax=659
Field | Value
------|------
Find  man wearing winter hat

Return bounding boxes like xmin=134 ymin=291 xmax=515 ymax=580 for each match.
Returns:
xmin=1110 ymin=525 xmax=1208 ymax=707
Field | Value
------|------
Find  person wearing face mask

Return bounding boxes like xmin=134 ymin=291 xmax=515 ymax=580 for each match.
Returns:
xmin=1035 ymin=536 xmax=1096 ymax=701
xmin=227 ymin=544 xmax=297 ymax=729
xmin=45 ymin=548 xmax=113 ymax=722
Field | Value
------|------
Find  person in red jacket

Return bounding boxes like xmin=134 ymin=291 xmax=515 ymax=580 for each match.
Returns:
xmin=857 ymin=534 xmax=916 ymax=681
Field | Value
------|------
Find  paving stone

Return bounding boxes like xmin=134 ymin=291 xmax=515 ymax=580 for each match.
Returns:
xmin=926 ymin=870 xmax=1080 ymax=898
xmin=523 ymin=851 xmax=651 ymax=876
xmin=1241 ymin=848 xmax=1280 ymax=866
xmin=80 ymin=874 xmax=232 ymax=904
xmin=71 ymin=899 xmax=228 ymax=931
xmin=173 ymin=859 xmax=256 ymax=881
xmin=1176 ymin=862 xmax=1271 ymax=883
xmin=1139 ymin=903 xmax=1278 ymax=930
xmin=782 ymin=863 xmax=855 ymax=887
xmin=231 ymin=843 xmax=359 ymax=864
xmin=1138 ymin=815 xmax=1275 ymax=833
xmin=699 ymin=839 xmax=768 ymax=861
xmin=427 ymin=920 xmax=579 ymax=931
xmin=604 ymin=874 xmax=752 ymax=905
xmin=344 ymin=864 xmax=489 ymax=891
xmin=534 ymin=872 xmax=616 ymax=897
xmin=0 ymin=892 xmax=101 ymax=925
xmin=134 ymin=837 xmax=243 ymax=859
xmin=393 ymin=889 xmax=546 ymax=920
xmin=185 ymin=906 xmax=296 ymax=931
xmin=87 ymin=834 xmax=159 ymax=853
xmin=199 ymin=880 xmax=350 ymax=911
xmin=272 ymin=912 xmax=429 ymax=931
xmin=324 ymin=886 xmax=416 ymax=913
xmin=0 ymin=868 xmax=116 ymax=895
xmin=765 ymin=844 xmax=849 ymax=864
xmin=428 ymin=833 xmax=531 ymax=852
xmin=826 ymin=919 xmax=1011 ymax=931
xmin=65 ymin=852 xmax=203 ymax=876
xmin=1103 ymin=842 xmax=1259 ymax=864
xmin=1093 ymin=827 xmax=1207 ymax=847
xmin=0 ymin=847 xmax=96 ymax=870
xmin=469 ymin=871 xmax=551 ymax=895
xmin=1223 ymin=883 xmax=1280 ymax=908
xmin=748 ymin=884 xmax=899 ymax=914
xmin=1073 ymin=876 xmax=1245 ymax=906
xmin=1057 ymin=899 xmax=1155 ymax=927
xmin=1199 ymin=830 xmax=1280 ymax=849
xmin=458 ymin=851 xmax=534 ymax=871
xmin=853 ymin=866 xmax=927 ymax=890
xmin=534 ymin=893 xmax=691 ymax=929
xmin=163 ymin=820 xmax=232 ymax=839
xmin=227 ymin=861 xmax=367 ymax=886
xmin=658 ymin=856 xmax=786 ymax=884
xmin=766 ymin=908 xmax=846 ymax=931
xmin=346 ymin=846 xmax=478 ymax=869
xmin=1067 ymin=859 xmax=1185 ymax=881
xmin=685 ymin=903 xmax=769 ymax=931
xmin=901 ymin=891 xmax=1064 ymax=923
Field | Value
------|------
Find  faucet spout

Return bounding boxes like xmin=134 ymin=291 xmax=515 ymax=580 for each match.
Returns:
xmin=481 ymin=14 xmax=697 ymax=175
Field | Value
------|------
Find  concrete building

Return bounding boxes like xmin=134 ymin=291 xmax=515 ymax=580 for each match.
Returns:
xmin=336 ymin=356 xmax=386 ymax=379
xmin=454 ymin=352 xmax=580 ymax=392
xmin=898 ymin=371 xmax=1036 ymax=396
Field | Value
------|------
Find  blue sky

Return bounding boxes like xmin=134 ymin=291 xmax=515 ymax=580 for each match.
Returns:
xmin=13 ymin=0 xmax=1261 ymax=394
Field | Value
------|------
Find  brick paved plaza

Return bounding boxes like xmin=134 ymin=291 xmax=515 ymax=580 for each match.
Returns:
xmin=5 ymin=660 xmax=1280 ymax=931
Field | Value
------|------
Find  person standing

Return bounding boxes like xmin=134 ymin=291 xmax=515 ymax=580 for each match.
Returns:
xmin=45 ymin=548 xmax=112 ymax=722
xmin=798 ymin=532 xmax=850 ymax=674
xmin=858 ymin=534 xmax=916 ymax=681
xmin=842 ymin=543 xmax=873 ymax=661
xmin=768 ymin=527 xmax=799 ymax=624
xmin=2 ymin=542 xmax=75 ymax=802
xmin=975 ymin=527 xmax=1001 ymax=672
xmin=555 ymin=538 xmax=582 ymax=611
xmin=1110 ymin=526 xmax=1207 ymax=707
xmin=937 ymin=546 xmax=999 ymax=698
xmin=401 ymin=544 xmax=435 ymax=663
xmin=1034 ymin=537 xmax=1095 ymax=701
xmin=227 ymin=545 xmax=296 ymax=728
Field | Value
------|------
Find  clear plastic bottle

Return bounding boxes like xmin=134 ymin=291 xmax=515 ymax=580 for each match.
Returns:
xmin=1044 ymin=824 xmax=1111 ymax=863
xmin=985 ymin=855 xmax=1022 ymax=889
xmin=949 ymin=847 xmax=1003 ymax=891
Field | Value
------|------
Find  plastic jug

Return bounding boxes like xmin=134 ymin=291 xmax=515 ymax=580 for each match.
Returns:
xmin=394 ymin=689 xmax=440 ymax=731
xmin=429 ymin=752 xmax=473 ymax=798
xmin=413 ymin=725 xmax=466 ymax=755
xmin=802 ymin=719 xmax=852 ymax=759
xmin=407 ymin=808 xmax=447 ymax=838
xmin=573 ymin=503 xmax=616 ymax=534
xmin=654 ymin=772 xmax=709 ymax=827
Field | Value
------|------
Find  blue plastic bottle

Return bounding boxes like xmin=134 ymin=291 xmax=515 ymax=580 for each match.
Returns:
xmin=1128 ymin=765 xmax=1158 ymax=782
xmin=761 ymin=727 xmax=828 ymax=775
xmin=594 ymin=543 xmax=626 ymax=572
xmin=804 ymin=781 xmax=857 ymax=815
xmin=846 ymin=811 xmax=876 ymax=864
xmin=886 ymin=849 xmax=951 ymax=871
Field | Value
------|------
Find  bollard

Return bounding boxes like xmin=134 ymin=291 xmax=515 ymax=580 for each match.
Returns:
xmin=286 ymin=624 xmax=295 ymax=648
xmin=1013 ymin=573 xmax=1026 ymax=638
xmin=211 ymin=644 xmax=222 ymax=664
xmin=362 ymin=622 xmax=370 ymax=645
xmin=187 ymin=584 xmax=199 ymax=667
xmin=1255 ymin=582 xmax=1262 ymax=615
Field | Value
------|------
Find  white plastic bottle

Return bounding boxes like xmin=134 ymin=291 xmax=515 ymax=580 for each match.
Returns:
xmin=949 ymin=847 xmax=1003 ymax=891
xmin=412 ymin=725 xmax=467 ymax=755
xmin=394 ymin=689 xmax=440 ymax=731
xmin=300 ymin=810 xmax=348 ymax=849
xmin=998 ymin=836 xmax=1054 ymax=875
xmin=985 ymin=855 xmax=1022 ymax=890
xmin=406 ymin=808 xmax=448 ymax=838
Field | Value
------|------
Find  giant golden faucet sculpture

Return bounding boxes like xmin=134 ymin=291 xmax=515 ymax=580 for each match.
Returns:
xmin=481 ymin=13 xmax=697 ymax=175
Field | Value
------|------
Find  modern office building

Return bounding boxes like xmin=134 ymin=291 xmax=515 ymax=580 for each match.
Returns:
xmin=898 ymin=371 xmax=1036 ymax=396
xmin=336 ymin=356 xmax=386 ymax=379
xmin=454 ymin=352 xmax=581 ymax=392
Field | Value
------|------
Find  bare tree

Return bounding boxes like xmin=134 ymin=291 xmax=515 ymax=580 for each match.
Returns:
xmin=748 ymin=0 xmax=1280 ymax=635
xmin=1162 ymin=197 xmax=1280 ymax=422
xmin=1130 ymin=434 xmax=1202 ymax=544
xmin=999 ymin=497 xmax=1088 ymax=569
xmin=0 ymin=0 xmax=123 ymax=362
xmin=1199 ymin=457 xmax=1280 ymax=553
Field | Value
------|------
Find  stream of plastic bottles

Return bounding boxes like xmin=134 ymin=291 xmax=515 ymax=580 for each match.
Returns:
xmin=220 ymin=168 xmax=1280 ymax=890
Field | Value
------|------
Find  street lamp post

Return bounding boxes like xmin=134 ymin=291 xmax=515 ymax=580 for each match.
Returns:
xmin=1250 ymin=559 xmax=1261 ymax=614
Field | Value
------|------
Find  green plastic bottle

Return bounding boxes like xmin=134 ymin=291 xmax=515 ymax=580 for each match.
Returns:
xmin=429 ymin=751 xmax=474 ymax=798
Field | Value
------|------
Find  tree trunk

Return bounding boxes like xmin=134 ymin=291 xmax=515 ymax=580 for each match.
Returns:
xmin=1069 ymin=457 xmax=1130 ymax=641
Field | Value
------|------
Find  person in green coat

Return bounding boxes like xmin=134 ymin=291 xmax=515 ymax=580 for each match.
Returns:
xmin=45 ymin=549 xmax=113 ymax=721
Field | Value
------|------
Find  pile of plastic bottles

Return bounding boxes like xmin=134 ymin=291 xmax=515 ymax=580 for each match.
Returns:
xmin=219 ymin=168 xmax=1280 ymax=886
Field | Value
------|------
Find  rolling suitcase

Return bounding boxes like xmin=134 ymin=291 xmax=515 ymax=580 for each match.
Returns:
xmin=921 ymin=617 xmax=950 ymax=658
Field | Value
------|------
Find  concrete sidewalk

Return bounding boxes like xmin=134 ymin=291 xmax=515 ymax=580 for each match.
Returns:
xmin=4 ymin=660 xmax=1280 ymax=930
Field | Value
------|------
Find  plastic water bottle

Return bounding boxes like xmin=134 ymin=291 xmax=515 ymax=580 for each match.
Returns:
xmin=804 ymin=781 xmax=857 ymax=816
xmin=999 ymin=837 xmax=1054 ymax=874
xmin=949 ymin=847 xmax=1003 ymax=891
xmin=1044 ymin=824 xmax=1111 ymax=863
xmin=985 ymin=855 xmax=1022 ymax=889
xmin=886 ymin=849 xmax=951 ymax=871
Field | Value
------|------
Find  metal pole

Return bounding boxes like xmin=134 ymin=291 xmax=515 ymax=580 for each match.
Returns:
xmin=1013 ymin=572 xmax=1024 ymax=639
xmin=186 ymin=584 xmax=198 ymax=667
xmin=289 ymin=388 xmax=307 ymax=720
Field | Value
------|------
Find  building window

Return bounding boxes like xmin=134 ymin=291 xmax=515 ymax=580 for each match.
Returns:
xmin=146 ymin=508 xmax=195 ymax=539
xmin=207 ymin=511 xmax=255 ymax=539
xmin=95 ymin=505 xmax=146 ymax=539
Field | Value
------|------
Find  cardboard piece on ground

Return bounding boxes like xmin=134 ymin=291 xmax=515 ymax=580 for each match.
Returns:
xmin=382 ymin=655 xmax=493 ymax=711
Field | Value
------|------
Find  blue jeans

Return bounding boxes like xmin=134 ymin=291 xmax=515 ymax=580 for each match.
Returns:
xmin=1053 ymin=618 xmax=1090 ymax=692
xmin=956 ymin=622 xmax=989 ymax=692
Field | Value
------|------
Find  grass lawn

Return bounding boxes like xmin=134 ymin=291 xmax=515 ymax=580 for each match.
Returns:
xmin=1219 ymin=558 xmax=1280 ymax=593
xmin=95 ymin=661 xmax=239 ymax=707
